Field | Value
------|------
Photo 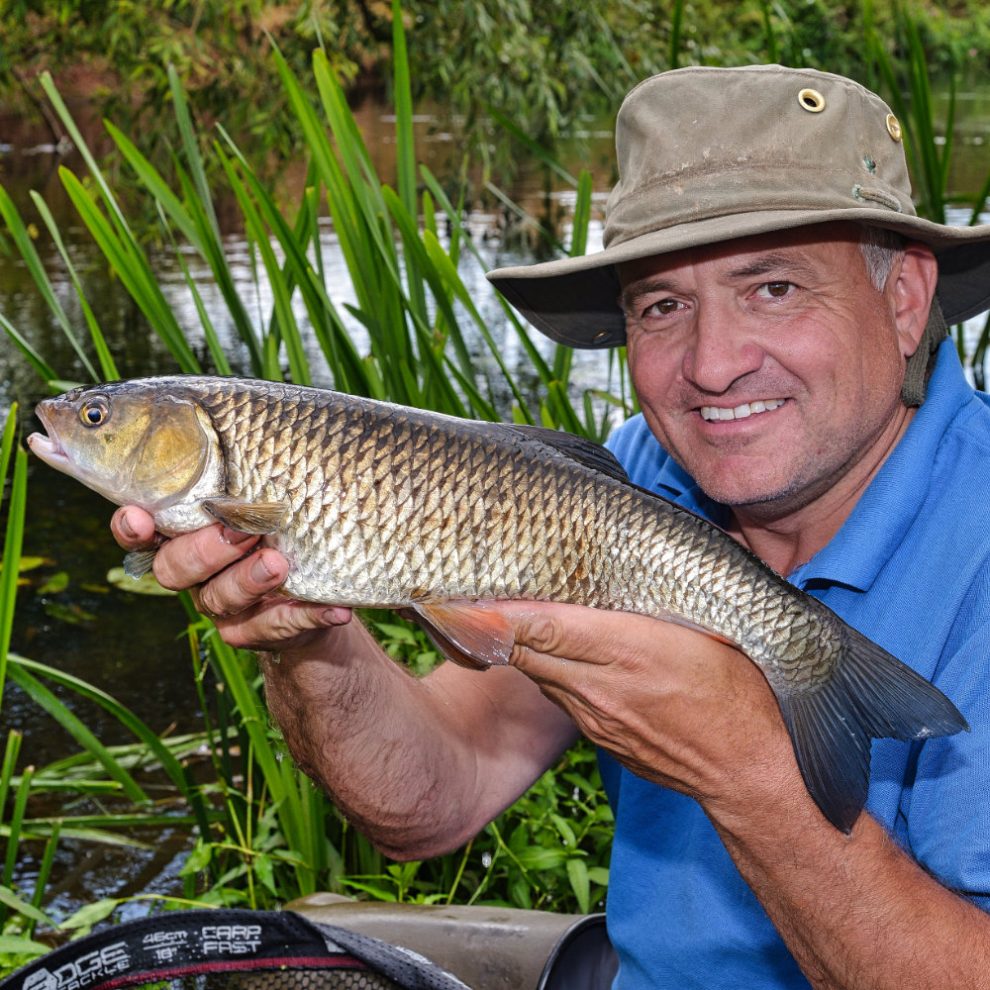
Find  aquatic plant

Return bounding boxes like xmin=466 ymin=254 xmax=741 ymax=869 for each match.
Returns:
xmin=0 ymin=0 xmax=620 ymax=943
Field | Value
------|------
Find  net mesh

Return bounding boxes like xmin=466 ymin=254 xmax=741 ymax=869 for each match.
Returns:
xmin=1 ymin=911 xmax=471 ymax=990
xmin=106 ymin=969 xmax=402 ymax=990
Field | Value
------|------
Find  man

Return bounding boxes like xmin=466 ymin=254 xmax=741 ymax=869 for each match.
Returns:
xmin=113 ymin=66 xmax=990 ymax=987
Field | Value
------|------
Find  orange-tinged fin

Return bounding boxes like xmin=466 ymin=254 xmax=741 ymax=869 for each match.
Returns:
xmin=123 ymin=548 xmax=158 ymax=579
xmin=775 ymin=623 xmax=968 ymax=833
xmin=202 ymin=497 xmax=287 ymax=534
xmin=404 ymin=601 xmax=517 ymax=671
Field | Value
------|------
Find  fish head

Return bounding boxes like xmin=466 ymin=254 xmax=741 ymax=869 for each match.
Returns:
xmin=27 ymin=381 xmax=220 ymax=511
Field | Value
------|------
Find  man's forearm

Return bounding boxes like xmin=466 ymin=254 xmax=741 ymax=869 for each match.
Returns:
xmin=710 ymin=784 xmax=990 ymax=990
xmin=260 ymin=618 xmax=575 ymax=860
xmin=259 ymin=619 xmax=474 ymax=857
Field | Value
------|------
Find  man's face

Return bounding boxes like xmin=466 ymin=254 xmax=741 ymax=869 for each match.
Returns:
xmin=618 ymin=223 xmax=931 ymax=518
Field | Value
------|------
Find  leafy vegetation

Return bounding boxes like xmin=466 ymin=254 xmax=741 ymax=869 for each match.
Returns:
xmin=0 ymin=0 xmax=623 ymax=967
xmin=5 ymin=1 xmax=990 ymax=179
xmin=1 ymin=0 xmax=989 ymax=972
xmin=0 ymin=0 xmax=375 ymax=164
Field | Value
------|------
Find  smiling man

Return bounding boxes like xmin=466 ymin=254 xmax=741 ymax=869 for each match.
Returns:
xmin=614 ymin=223 xmax=937 ymax=573
xmin=113 ymin=66 xmax=990 ymax=988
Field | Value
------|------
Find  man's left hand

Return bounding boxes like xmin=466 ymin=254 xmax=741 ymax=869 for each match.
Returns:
xmin=496 ymin=601 xmax=796 ymax=816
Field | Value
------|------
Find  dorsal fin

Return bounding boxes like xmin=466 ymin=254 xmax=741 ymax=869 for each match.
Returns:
xmin=501 ymin=424 xmax=629 ymax=483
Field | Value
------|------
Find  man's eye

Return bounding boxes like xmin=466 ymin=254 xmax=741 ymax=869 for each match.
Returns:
xmin=759 ymin=281 xmax=794 ymax=299
xmin=644 ymin=298 xmax=682 ymax=317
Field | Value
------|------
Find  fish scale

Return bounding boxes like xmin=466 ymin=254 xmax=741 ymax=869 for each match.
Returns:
xmin=28 ymin=375 xmax=969 ymax=832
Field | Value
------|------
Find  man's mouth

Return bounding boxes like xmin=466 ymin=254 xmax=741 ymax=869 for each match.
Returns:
xmin=699 ymin=399 xmax=786 ymax=423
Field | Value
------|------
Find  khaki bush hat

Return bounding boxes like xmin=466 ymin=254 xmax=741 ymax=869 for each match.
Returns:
xmin=486 ymin=64 xmax=990 ymax=349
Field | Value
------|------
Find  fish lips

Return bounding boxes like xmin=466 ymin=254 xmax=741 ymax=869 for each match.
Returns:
xmin=26 ymin=403 xmax=71 ymax=472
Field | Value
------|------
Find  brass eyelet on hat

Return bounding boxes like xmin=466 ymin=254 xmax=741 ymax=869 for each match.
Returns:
xmin=886 ymin=113 xmax=902 ymax=141
xmin=797 ymin=88 xmax=826 ymax=113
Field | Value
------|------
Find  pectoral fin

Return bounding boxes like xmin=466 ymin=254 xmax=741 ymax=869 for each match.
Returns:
xmin=123 ymin=548 xmax=159 ymax=579
xmin=202 ymin=497 xmax=288 ymax=535
xmin=404 ymin=601 xmax=517 ymax=670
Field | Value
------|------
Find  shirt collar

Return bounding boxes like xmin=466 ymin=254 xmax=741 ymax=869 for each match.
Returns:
xmin=653 ymin=454 xmax=734 ymax=528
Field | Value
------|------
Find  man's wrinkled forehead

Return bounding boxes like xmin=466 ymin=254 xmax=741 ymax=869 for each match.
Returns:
xmin=616 ymin=222 xmax=867 ymax=306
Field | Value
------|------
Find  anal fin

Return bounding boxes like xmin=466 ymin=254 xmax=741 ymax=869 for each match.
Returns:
xmin=402 ymin=601 xmax=517 ymax=671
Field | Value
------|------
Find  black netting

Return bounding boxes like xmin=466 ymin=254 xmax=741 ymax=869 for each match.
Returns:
xmin=114 ymin=969 xmax=403 ymax=990
xmin=1 ymin=911 xmax=470 ymax=990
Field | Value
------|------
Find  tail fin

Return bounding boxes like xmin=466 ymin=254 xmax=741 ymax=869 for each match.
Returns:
xmin=776 ymin=625 xmax=968 ymax=833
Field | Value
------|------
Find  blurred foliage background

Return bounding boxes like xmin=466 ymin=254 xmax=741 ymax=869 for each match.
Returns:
xmin=4 ymin=0 xmax=990 ymax=175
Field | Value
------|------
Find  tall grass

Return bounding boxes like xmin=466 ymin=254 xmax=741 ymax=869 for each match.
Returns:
xmin=0 ymin=0 xmax=621 ymax=940
xmin=3 ymin=5 xmax=628 ymax=439
xmin=866 ymin=9 xmax=990 ymax=382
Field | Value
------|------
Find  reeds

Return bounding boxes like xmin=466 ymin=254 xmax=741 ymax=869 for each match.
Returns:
xmin=1 ymin=2 xmax=629 ymax=439
xmin=3 ymin=0 xmax=989 ymax=947
xmin=0 ymin=0 xmax=620 ymax=943
xmin=866 ymin=8 xmax=990 ymax=380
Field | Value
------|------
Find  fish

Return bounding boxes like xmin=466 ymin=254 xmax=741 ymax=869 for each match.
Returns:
xmin=27 ymin=375 xmax=968 ymax=832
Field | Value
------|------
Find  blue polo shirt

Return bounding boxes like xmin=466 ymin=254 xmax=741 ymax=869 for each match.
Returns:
xmin=601 ymin=338 xmax=990 ymax=989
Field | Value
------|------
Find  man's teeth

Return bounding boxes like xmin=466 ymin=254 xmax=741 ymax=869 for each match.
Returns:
xmin=700 ymin=399 xmax=785 ymax=422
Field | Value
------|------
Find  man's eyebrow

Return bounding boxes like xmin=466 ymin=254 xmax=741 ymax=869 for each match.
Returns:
xmin=618 ymin=252 xmax=822 ymax=311
xmin=724 ymin=253 xmax=816 ymax=280
xmin=618 ymin=277 xmax=679 ymax=313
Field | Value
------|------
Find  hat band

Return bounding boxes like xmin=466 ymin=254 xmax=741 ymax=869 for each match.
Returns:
xmin=604 ymin=164 xmax=913 ymax=249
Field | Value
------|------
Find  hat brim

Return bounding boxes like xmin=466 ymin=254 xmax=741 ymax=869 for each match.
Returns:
xmin=486 ymin=209 xmax=990 ymax=348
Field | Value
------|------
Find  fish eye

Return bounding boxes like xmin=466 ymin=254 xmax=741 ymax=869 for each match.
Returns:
xmin=79 ymin=399 xmax=110 ymax=428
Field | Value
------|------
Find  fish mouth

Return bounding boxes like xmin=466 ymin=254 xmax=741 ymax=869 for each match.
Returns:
xmin=26 ymin=405 xmax=71 ymax=470
xmin=698 ymin=398 xmax=786 ymax=423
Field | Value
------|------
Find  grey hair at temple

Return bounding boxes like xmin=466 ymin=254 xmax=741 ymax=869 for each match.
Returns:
xmin=856 ymin=224 xmax=947 ymax=406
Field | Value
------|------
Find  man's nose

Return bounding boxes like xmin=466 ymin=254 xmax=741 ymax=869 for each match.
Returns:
xmin=680 ymin=303 xmax=764 ymax=393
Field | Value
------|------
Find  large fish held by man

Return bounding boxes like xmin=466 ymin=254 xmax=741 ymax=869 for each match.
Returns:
xmin=27 ymin=375 xmax=968 ymax=832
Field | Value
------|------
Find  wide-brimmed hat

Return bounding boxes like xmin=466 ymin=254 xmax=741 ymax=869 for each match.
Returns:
xmin=486 ymin=64 xmax=990 ymax=349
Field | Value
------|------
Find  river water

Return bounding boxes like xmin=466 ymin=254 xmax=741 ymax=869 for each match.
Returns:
xmin=2 ymin=82 xmax=990 ymax=912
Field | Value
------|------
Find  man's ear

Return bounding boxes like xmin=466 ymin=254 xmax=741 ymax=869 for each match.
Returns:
xmin=891 ymin=243 xmax=940 ymax=358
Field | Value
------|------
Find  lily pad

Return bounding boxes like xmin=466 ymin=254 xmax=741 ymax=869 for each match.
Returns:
xmin=37 ymin=570 xmax=70 ymax=594
xmin=44 ymin=601 xmax=97 ymax=625
xmin=106 ymin=566 xmax=177 ymax=597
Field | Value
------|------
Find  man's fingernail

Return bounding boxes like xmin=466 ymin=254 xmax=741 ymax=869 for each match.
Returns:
xmin=251 ymin=554 xmax=275 ymax=583
xmin=119 ymin=512 xmax=137 ymax=540
xmin=221 ymin=527 xmax=254 ymax=545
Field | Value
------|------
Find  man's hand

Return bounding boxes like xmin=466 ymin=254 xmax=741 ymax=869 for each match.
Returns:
xmin=497 ymin=600 xmax=796 ymax=816
xmin=110 ymin=507 xmax=351 ymax=652
xmin=109 ymin=508 xmax=577 ymax=862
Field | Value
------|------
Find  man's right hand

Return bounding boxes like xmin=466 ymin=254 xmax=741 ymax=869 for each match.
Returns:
xmin=110 ymin=506 xmax=353 ymax=652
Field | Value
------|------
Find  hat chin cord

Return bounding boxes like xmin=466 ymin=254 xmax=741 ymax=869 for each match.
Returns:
xmin=902 ymin=298 xmax=947 ymax=407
